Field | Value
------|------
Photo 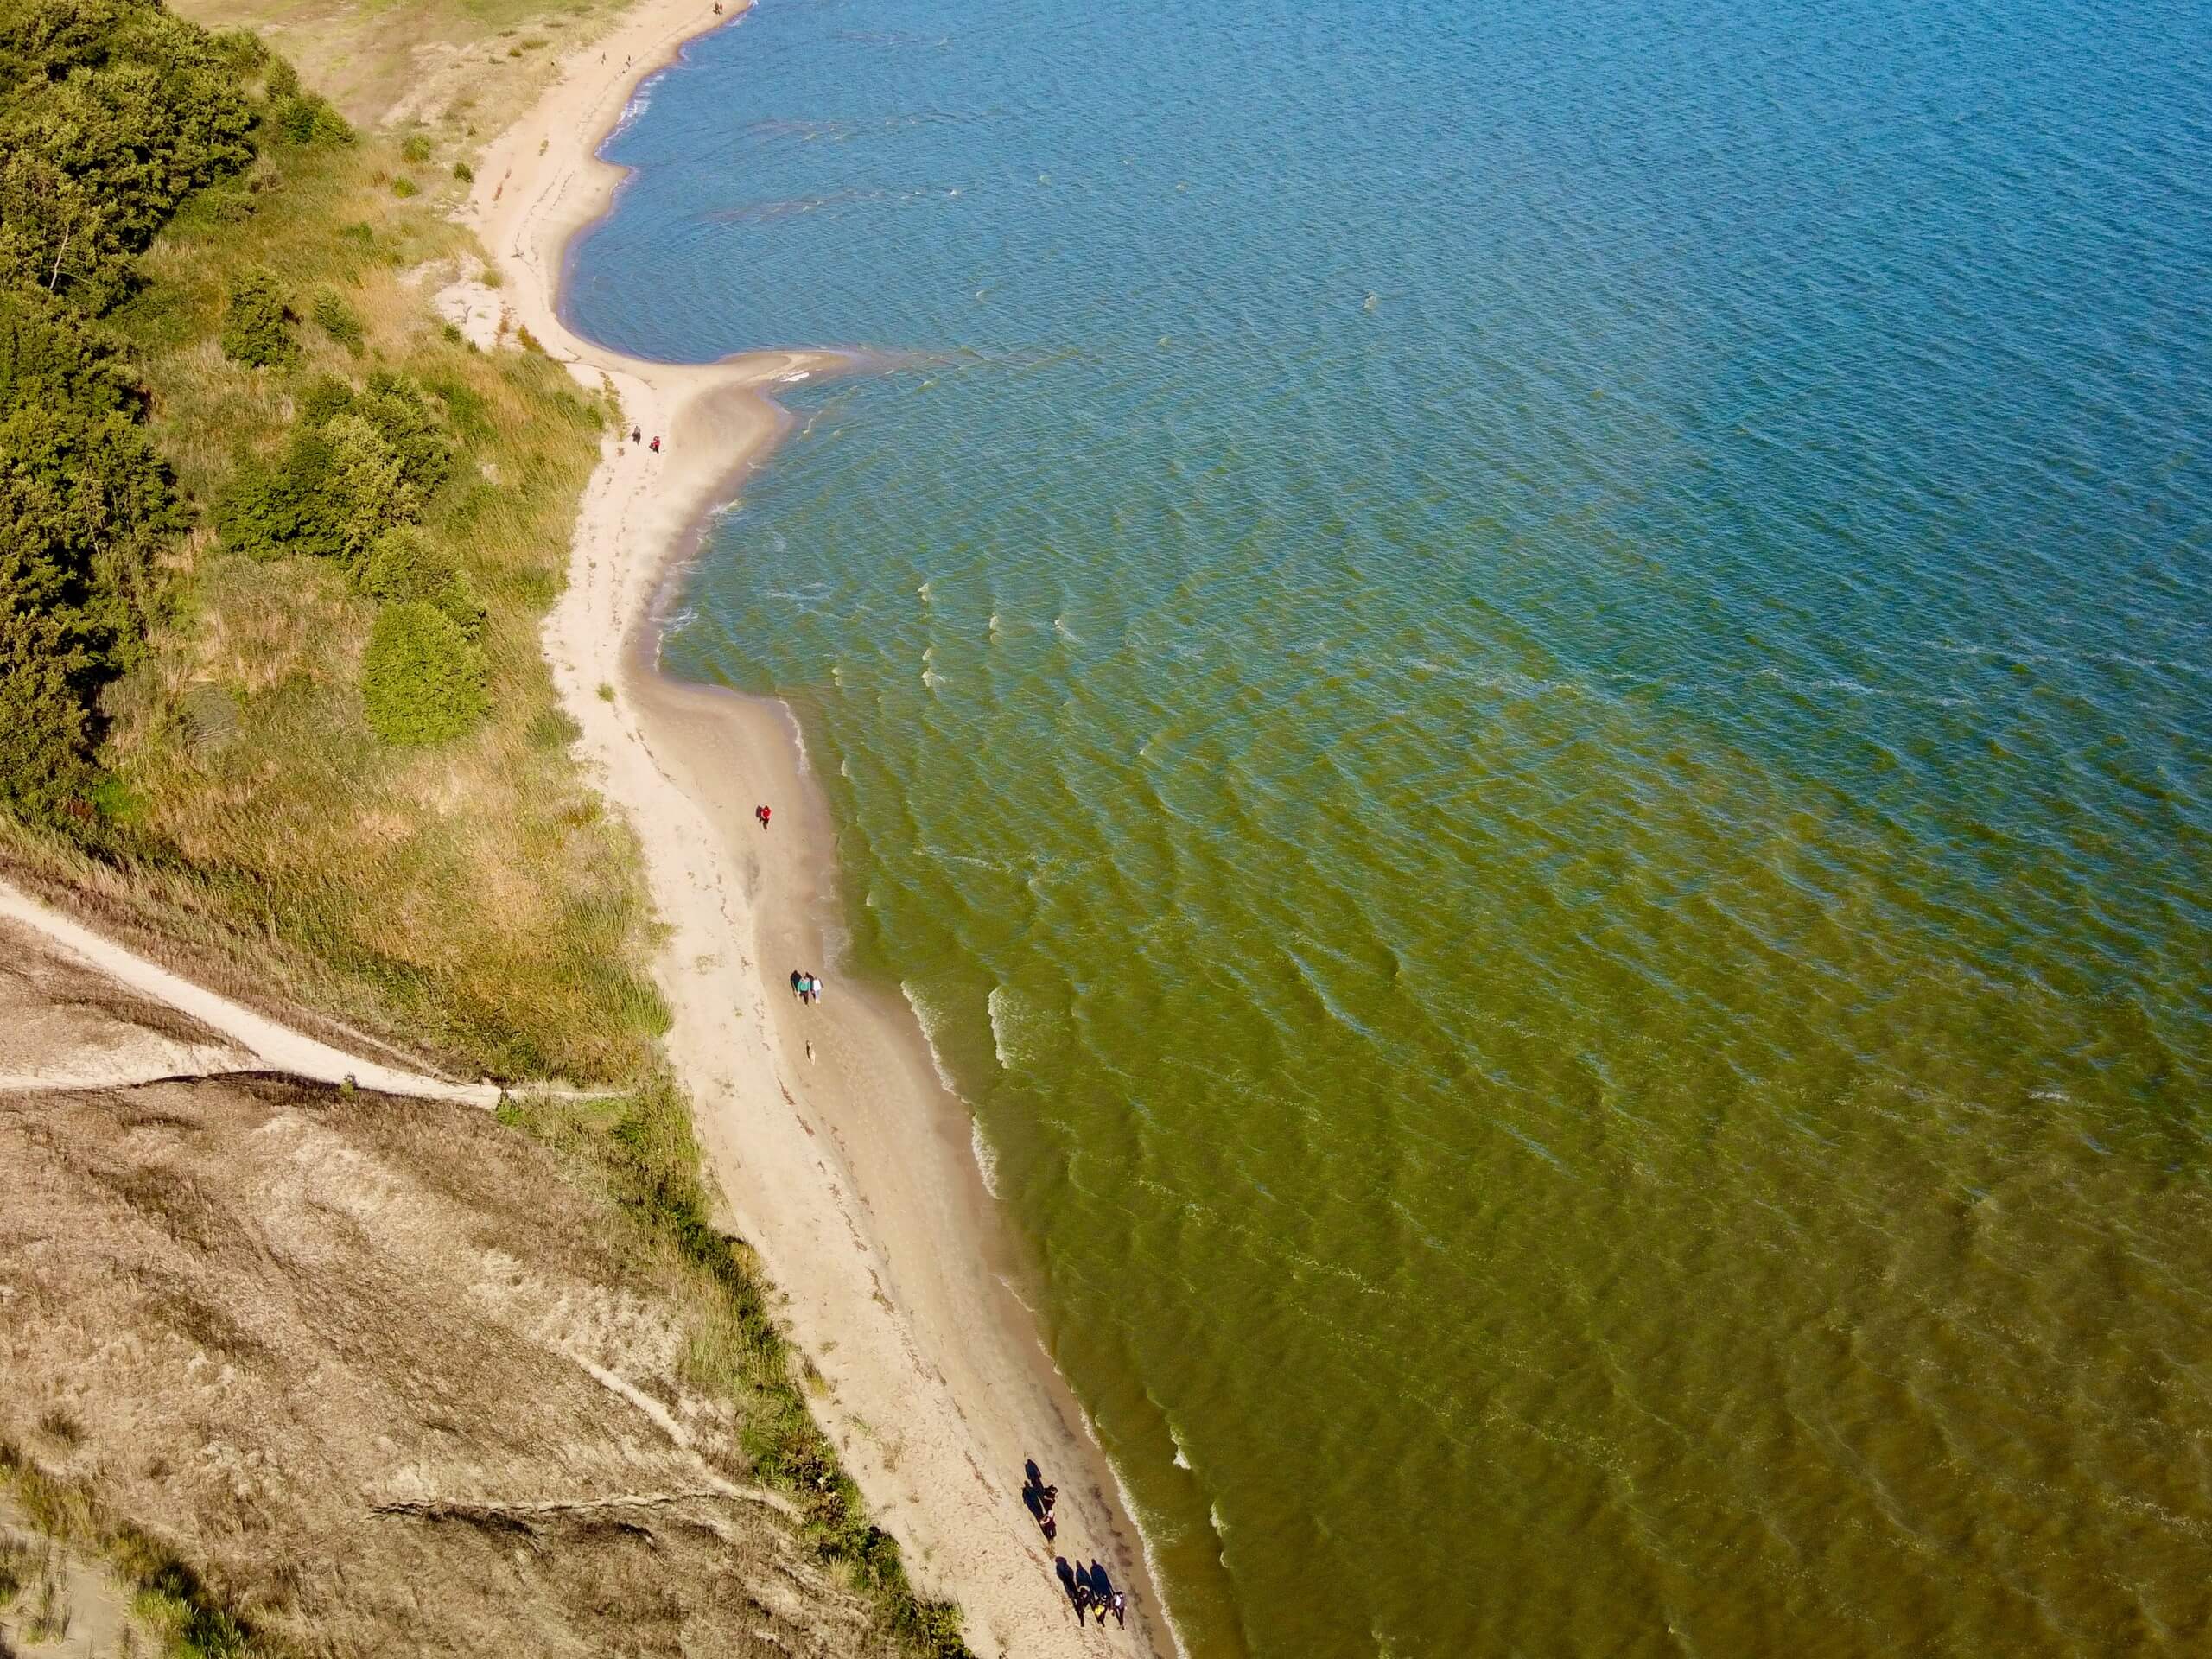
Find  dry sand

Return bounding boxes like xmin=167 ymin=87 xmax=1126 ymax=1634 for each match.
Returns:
xmin=459 ymin=5 xmax=1176 ymax=1655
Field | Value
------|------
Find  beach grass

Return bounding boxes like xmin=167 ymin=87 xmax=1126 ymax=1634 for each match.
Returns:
xmin=0 ymin=1443 xmax=279 ymax=1658
xmin=507 ymin=1077 xmax=972 ymax=1656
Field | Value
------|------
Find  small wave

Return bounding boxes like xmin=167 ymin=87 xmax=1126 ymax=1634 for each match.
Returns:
xmin=899 ymin=981 xmax=964 ymax=1096
xmin=1501 ymin=1123 xmax=1573 ymax=1176
xmin=1168 ymin=1420 xmax=1192 ymax=1471
xmin=969 ymin=1118 xmax=1001 ymax=1198
xmin=918 ymin=579 xmax=933 ymax=601
xmin=986 ymin=983 xmax=1027 ymax=1069
xmin=1053 ymin=616 xmax=1082 ymax=645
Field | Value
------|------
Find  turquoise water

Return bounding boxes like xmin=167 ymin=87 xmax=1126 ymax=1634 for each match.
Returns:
xmin=567 ymin=0 xmax=2212 ymax=1652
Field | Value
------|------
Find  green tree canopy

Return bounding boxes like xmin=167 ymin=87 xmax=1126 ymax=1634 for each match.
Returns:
xmin=0 ymin=0 xmax=261 ymax=309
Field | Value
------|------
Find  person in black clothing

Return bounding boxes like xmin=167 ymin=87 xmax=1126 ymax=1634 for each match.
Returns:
xmin=1054 ymin=1556 xmax=1082 ymax=1619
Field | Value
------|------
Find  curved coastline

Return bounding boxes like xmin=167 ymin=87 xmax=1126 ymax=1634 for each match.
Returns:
xmin=460 ymin=5 xmax=1179 ymax=1656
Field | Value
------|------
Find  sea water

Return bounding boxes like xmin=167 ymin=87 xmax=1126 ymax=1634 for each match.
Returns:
xmin=565 ymin=0 xmax=2212 ymax=1651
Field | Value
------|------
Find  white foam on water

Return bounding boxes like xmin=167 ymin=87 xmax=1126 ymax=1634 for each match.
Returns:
xmin=986 ymin=982 xmax=1020 ymax=1069
xmin=899 ymin=980 xmax=963 ymax=1096
xmin=1168 ymin=1419 xmax=1192 ymax=1471
xmin=1053 ymin=615 xmax=1082 ymax=645
xmin=969 ymin=1117 xmax=1001 ymax=1198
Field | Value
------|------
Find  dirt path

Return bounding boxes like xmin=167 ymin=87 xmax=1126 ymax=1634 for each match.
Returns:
xmin=0 ymin=878 xmax=499 ymax=1105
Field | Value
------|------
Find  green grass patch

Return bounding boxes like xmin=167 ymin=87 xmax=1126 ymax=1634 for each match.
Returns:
xmin=0 ymin=1442 xmax=282 ymax=1659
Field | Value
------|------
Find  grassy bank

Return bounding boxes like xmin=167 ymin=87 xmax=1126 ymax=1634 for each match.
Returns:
xmin=0 ymin=1 xmax=974 ymax=1651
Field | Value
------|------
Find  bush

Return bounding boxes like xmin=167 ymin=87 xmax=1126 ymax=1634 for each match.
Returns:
xmin=452 ymin=160 xmax=474 ymax=183
xmin=271 ymin=92 xmax=353 ymax=148
xmin=391 ymin=176 xmax=417 ymax=199
xmin=355 ymin=373 xmax=454 ymax=497
xmin=219 ymin=265 xmax=296 ymax=367
xmin=321 ymin=412 xmax=413 ymax=564
xmin=363 ymin=527 xmax=483 ymax=640
xmin=312 ymin=286 xmax=365 ymax=354
xmin=361 ymin=601 xmax=487 ymax=746
xmin=218 ymin=415 xmax=414 ymax=567
xmin=400 ymin=133 xmax=432 ymax=164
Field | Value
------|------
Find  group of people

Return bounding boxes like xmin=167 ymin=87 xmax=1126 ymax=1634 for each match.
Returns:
xmin=789 ymin=969 xmax=824 ymax=1005
xmin=1025 ymin=1460 xmax=1129 ymax=1630
xmin=629 ymin=424 xmax=661 ymax=453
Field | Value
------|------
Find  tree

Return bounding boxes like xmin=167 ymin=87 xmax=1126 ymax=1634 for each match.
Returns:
xmin=0 ymin=285 xmax=177 ymax=819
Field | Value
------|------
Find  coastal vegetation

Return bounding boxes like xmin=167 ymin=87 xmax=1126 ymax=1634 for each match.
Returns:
xmin=0 ymin=0 xmax=656 ymax=1079
xmin=0 ymin=0 xmax=969 ymax=1651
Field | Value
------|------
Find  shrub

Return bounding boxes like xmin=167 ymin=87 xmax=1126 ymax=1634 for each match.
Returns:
xmin=265 ymin=58 xmax=300 ymax=99
xmin=272 ymin=92 xmax=353 ymax=148
xmin=362 ymin=601 xmax=488 ymax=746
xmin=218 ymin=414 xmax=415 ymax=567
xmin=452 ymin=160 xmax=474 ymax=183
xmin=299 ymin=372 xmax=355 ymax=427
xmin=356 ymin=373 xmax=454 ymax=496
xmin=219 ymin=266 xmax=296 ymax=367
xmin=391 ymin=176 xmax=418 ymax=199
xmin=312 ymin=286 xmax=365 ymax=354
xmin=400 ymin=133 xmax=432 ymax=164
xmin=321 ymin=412 xmax=413 ymax=565
xmin=363 ymin=527 xmax=483 ymax=640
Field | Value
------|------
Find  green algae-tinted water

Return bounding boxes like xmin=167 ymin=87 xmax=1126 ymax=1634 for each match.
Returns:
xmin=567 ymin=0 xmax=2212 ymax=1651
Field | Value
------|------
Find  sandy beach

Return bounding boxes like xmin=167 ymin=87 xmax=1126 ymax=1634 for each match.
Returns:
xmin=458 ymin=5 xmax=1174 ymax=1655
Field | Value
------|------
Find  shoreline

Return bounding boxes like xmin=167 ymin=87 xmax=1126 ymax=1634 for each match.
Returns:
xmin=459 ymin=6 xmax=1178 ymax=1656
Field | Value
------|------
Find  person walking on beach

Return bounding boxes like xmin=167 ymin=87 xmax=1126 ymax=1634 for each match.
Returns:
xmin=1088 ymin=1562 xmax=1112 ymax=1625
xmin=631 ymin=424 xmax=640 ymax=444
xmin=1054 ymin=1556 xmax=1081 ymax=1618
xmin=756 ymin=803 xmax=771 ymax=830
xmin=790 ymin=969 xmax=806 ymax=1001
xmin=1110 ymin=1591 xmax=1127 ymax=1629
xmin=649 ymin=434 xmax=662 ymax=453
xmin=807 ymin=972 xmax=823 ymax=1005
xmin=1041 ymin=1483 xmax=1058 ymax=1514
xmin=1039 ymin=1508 xmax=1057 ymax=1543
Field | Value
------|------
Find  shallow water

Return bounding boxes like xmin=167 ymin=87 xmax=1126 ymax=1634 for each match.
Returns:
xmin=567 ymin=0 xmax=2212 ymax=1652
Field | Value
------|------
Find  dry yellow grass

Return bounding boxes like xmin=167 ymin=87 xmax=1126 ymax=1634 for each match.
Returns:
xmin=0 ymin=1076 xmax=904 ymax=1659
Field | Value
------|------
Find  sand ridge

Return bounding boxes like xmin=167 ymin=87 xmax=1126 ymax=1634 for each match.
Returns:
xmin=459 ymin=5 xmax=1176 ymax=1656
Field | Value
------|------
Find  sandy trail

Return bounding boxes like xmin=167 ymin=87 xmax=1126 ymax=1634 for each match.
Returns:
xmin=460 ymin=3 xmax=1176 ymax=1655
xmin=0 ymin=879 xmax=498 ymax=1103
